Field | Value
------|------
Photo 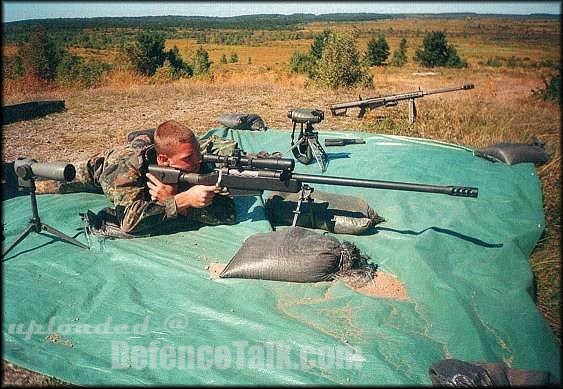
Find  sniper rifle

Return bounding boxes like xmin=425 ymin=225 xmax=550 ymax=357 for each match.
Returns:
xmin=149 ymin=151 xmax=478 ymax=226
xmin=329 ymin=83 xmax=475 ymax=122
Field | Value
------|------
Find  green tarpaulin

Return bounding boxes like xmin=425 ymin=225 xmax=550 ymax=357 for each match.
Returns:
xmin=2 ymin=128 xmax=560 ymax=385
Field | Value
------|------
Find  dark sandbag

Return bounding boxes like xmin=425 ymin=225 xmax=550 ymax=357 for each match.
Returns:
xmin=3 ymin=100 xmax=65 ymax=125
xmin=219 ymin=226 xmax=376 ymax=283
xmin=428 ymin=359 xmax=553 ymax=386
xmin=217 ymin=113 xmax=267 ymax=131
xmin=265 ymin=190 xmax=383 ymax=235
xmin=474 ymin=139 xmax=549 ymax=165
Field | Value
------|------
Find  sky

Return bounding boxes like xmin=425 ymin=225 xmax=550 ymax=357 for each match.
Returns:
xmin=2 ymin=1 xmax=561 ymax=23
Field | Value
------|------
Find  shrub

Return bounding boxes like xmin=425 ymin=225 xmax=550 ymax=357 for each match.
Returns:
xmin=536 ymin=68 xmax=561 ymax=102
xmin=485 ymin=56 xmax=502 ymax=67
xmin=152 ymin=60 xmax=179 ymax=82
xmin=310 ymin=30 xmax=333 ymax=60
xmin=18 ymin=28 xmax=66 ymax=81
xmin=56 ymin=54 xmax=110 ymax=87
xmin=314 ymin=31 xmax=372 ymax=89
xmin=390 ymin=38 xmax=408 ymax=67
xmin=125 ymin=31 xmax=166 ymax=76
xmin=192 ymin=46 xmax=212 ymax=75
xmin=220 ymin=54 xmax=228 ymax=64
xmin=3 ymin=55 xmax=26 ymax=79
xmin=166 ymin=46 xmax=192 ymax=77
xmin=365 ymin=33 xmax=390 ymax=66
xmin=414 ymin=31 xmax=466 ymax=68
xmin=289 ymin=51 xmax=316 ymax=75
xmin=247 ymin=57 xmax=252 ymax=65
xmin=230 ymin=52 xmax=239 ymax=63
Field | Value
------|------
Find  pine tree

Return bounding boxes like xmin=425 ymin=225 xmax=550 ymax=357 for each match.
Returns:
xmin=390 ymin=38 xmax=408 ymax=67
xmin=414 ymin=31 xmax=466 ymax=68
xmin=193 ymin=46 xmax=212 ymax=75
xmin=365 ymin=33 xmax=390 ymax=66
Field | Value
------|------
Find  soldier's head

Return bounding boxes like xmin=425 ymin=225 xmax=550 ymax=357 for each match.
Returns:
xmin=154 ymin=120 xmax=201 ymax=172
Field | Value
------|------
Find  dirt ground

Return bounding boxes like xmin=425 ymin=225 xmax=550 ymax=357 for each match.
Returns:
xmin=1 ymin=69 xmax=535 ymax=162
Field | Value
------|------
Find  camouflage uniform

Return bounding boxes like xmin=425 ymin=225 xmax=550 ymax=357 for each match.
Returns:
xmin=35 ymin=133 xmax=238 ymax=235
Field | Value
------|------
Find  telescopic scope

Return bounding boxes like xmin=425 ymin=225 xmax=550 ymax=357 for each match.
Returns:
xmin=13 ymin=157 xmax=76 ymax=182
xmin=203 ymin=154 xmax=294 ymax=171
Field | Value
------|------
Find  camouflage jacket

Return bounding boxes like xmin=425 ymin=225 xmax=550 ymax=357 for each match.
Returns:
xmin=37 ymin=133 xmax=238 ymax=235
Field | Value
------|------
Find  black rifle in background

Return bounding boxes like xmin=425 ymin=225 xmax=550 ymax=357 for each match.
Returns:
xmin=330 ymin=83 xmax=475 ymax=122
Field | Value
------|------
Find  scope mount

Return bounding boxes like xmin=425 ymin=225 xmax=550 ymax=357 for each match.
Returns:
xmin=286 ymin=108 xmax=328 ymax=172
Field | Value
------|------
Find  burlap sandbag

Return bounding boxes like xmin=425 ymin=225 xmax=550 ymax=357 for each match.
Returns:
xmin=219 ymin=226 xmax=376 ymax=283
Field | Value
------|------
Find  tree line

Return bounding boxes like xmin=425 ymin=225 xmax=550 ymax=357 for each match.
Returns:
xmin=289 ymin=29 xmax=467 ymax=89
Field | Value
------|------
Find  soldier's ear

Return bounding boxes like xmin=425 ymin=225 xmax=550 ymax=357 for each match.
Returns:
xmin=156 ymin=153 xmax=170 ymax=166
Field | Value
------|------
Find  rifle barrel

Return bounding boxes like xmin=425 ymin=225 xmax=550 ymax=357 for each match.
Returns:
xmin=424 ymin=83 xmax=475 ymax=96
xmin=292 ymin=173 xmax=478 ymax=198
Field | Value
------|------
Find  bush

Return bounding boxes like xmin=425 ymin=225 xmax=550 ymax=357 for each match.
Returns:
xmin=247 ymin=57 xmax=252 ymax=65
xmin=544 ymin=73 xmax=561 ymax=102
xmin=314 ymin=31 xmax=372 ymax=89
xmin=485 ymin=56 xmax=502 ymax=67
xmin=220 ymin=54 xmax=228 ymax=64
xmin=289 ymin=51 xmax=316 ymax=75
xmin=414 ymin=31 xmax=466 ymax=68
xmin=192 ymin=46 xmax=212 ymax=75
xmin=310 ymin=30 xmax=333 ymax=60
xmin=56 ymin=54 xmax=110 ymax=87
xmin=3 ymin=55 xmax=26 ymax=79
xmin=18 ymin=28 xmax=66 ymax=80
xmin=166 ymin=46 xmax=192 ymax=77
xmin=152 ymin=60 xmax=180 ymax=82
xmin=390 ymin=38 xmax=408 ymax=67
xmin=230 ymin=52 xmax=239 ymax=63
xmin=125 ymin=31 xmax=166 ymax=76
xmin=365 ymin=33 xmax=390 ymax=66
xmin=537 ymin=69 xmax=561 ymax=102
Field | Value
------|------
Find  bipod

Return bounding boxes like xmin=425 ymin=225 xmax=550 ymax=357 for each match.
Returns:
xmin=287 ymin=109 xmax=328 ymax=172
xmin=291 ymin=184 xmax=316 ymax=227
xmin=2 ymin=175 xmax=89 ymax=258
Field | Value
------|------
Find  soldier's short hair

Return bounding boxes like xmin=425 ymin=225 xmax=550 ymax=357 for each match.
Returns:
xmin=154 ymin=120 xmax=197 ymax=156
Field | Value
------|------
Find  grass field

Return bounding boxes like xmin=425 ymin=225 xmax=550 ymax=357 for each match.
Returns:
xmin=1 ymin=16 xmax=560 ymax=385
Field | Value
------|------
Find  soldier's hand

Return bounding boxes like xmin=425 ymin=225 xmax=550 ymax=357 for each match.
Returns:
xmin=175 ymin=185 xmax=218 ymax=209
xmin=146 ymin=172 xmax=176 ymax=202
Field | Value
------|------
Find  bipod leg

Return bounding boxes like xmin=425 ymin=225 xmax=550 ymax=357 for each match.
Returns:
xmin=286 ymin=136 xmax=306 ymax=154
xmin=408 ymin=98 xmax=417 ymax=124
xmin=2 ymin=223 xmax=34 ymax=258
xmin=292 ymin=185 xmax=314 ymax=227
xmin=41 ymin=223 xmax=89 ymax=250
xmin=308 ymin=138 xmax=328 ymax=172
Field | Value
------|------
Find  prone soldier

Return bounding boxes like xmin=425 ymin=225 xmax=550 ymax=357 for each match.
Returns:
xmin=35 ymin=120 xmax=238 ymax=236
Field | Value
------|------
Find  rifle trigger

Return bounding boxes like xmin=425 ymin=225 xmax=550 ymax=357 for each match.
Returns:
xmin=215 ymin=169 xmax=223 ymax=188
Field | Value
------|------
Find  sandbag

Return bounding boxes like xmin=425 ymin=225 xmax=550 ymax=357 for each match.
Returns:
xmin=473 ymin=139 xmax=549 ymax=165
xmin=217 ymin=113 xmax=267 ymax=131
xmin=219 ymin=226 xmax=376 ymax=283
xmin=265 ymin=190 xmax=383 ymax=235
xmin=428 ymin=359 xmax=553 ymax=386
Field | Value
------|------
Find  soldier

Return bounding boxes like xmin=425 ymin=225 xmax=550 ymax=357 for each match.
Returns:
xmin=35 ymin=120 xmax=238 ymax=237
